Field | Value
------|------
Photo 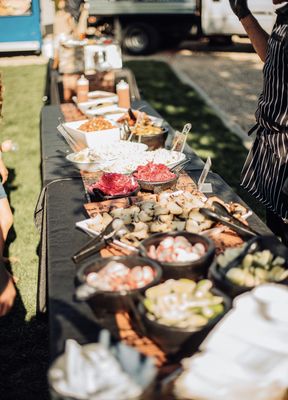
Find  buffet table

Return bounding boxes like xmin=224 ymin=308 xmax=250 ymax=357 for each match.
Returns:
xmin=37 ymin=101 xmax=206 ymax=314
xmin=38 ymin=101 xmax=271 ymax=380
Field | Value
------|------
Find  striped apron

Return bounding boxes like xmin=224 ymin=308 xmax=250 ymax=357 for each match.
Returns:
xmin=241 ymin=7 xmax=288 ymax=220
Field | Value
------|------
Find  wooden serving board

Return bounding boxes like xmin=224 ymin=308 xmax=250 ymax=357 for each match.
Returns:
xmin=83 ymin=171 xmax=244 ymax=255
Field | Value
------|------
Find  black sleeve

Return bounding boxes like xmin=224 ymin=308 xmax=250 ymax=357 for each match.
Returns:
xmin=65 ymin=0 xmax=84 ymax=21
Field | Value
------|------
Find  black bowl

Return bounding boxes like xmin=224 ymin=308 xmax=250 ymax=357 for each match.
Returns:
xmin=131 ymin=127 xmax=169 ymax=150
xmin=139 ymin=232 xmax=215 ymax=280
xmin=89 ymin=186 xmax=140 ymax=201
xmin=137 ymin=287 xmax=231 ymax=355
xmin=135 ymin=173 xmax=179 ymax=193
xmin=76 ymin=255 xmax=162 ymax=313
xmin=209 ymin=235 xmax=288 ymax=299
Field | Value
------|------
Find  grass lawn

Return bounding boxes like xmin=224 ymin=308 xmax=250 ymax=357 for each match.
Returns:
xmin=0 ymin=64 xmax=49 ymax=400
xmin=0 ymin=60 xmax=265 ymax=400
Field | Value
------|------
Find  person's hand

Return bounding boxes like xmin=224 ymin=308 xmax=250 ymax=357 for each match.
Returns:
xmin=0 ymin=159 xmax=8 ymax=184
xmin=229 ymin=0 xmax=251 ymax=20
xmin=0 ymin=274 xmax=16 ymax=316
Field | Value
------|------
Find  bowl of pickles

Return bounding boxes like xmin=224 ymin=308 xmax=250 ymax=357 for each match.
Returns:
xmin=209 ymin=235 xmax=288 ymax=298
xmin=137 ymin=279 xmax=231 ymax=354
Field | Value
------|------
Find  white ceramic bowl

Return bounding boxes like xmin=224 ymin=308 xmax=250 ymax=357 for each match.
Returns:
xmin=62 ymin=119 xmax=121 ymax=148
xmin=150 ymin=149 xmax=186 ymax=169
xmin=66 ymin=152 xmax=115 ymax=173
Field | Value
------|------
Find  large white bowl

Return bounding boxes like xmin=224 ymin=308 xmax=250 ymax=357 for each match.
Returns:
xmin=165 ymin=151 xmax=186 ymax=169
xmin=62 ymin=119 xmax=121 ymax=148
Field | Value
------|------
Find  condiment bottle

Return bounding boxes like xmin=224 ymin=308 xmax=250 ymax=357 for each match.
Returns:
xmin=116 ymin=80 xmax=130 ymax=109
xmin=77 ymin=74 xmax=89 ymax=103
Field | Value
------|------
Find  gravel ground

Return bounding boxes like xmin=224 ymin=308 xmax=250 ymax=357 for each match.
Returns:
xmin=169 ymin=48 xmax=263 ymax=133
xmin=125 ymin=39 xmax=264 ymax=142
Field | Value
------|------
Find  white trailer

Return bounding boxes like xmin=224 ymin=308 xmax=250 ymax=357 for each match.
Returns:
xmin=88 ymin=0 xmax=276 ymax=54
xmin=201 ymin=0 xmax=275 ymax=37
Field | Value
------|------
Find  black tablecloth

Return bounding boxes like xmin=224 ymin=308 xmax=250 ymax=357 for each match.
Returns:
xmin=45 ymin=173 xmax=269 ymax=361
xmin=38 ymin=104 xmax=270 ymax=362
xmin=46 ymin=179 xmax=102 ymax=361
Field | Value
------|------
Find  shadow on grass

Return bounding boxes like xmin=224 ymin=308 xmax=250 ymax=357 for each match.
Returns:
xmin=0 ymin=300 xmax=49 ymax=400
xmin=0 ymin=169 xmax=49 ymax=400
xmin=125 ymin=60 xmax=265 ymax=220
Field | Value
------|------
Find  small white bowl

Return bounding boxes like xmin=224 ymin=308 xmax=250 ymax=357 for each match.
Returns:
xmin=66 ymin=152 xmax=115 ymax=173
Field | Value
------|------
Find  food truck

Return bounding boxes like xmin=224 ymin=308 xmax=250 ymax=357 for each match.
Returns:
xmin=88 ymin=0 xmax=276 ymax=54
xmin=0 ymin=0 xmax=42 ymax=52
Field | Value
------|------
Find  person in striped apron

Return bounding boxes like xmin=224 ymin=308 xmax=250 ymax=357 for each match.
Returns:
xmin=229 ymin=0 xmax=288 ymax=245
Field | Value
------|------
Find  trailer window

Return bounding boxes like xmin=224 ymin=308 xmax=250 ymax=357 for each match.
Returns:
xmin=0 ymin=0 xmax=32 ymax=16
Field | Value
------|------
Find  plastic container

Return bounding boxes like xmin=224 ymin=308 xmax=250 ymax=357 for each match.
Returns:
xmin=76 ymin=74 xmax=89 ymax=103
xmin=116 ymin=80 xmax=131 ymax=109
xmin=61 ymin=119 xmax=121 ymax=148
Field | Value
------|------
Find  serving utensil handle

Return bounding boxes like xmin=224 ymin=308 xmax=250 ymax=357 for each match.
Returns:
xmin=199 ymin=208 xmax=257 ymax=239
xmin=72 ymin=240 xmax=106 ymax=264
xmin=170 ymin=158 xmax=191 ymax=174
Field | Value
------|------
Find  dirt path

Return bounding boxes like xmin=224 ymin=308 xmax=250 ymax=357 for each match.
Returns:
xmin=168 ymin=49 xmax=264 ymax=134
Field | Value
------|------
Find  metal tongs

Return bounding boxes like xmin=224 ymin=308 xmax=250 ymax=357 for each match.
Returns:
xmin=200 ymin=201 xmax=258 ymax=239
xmin=72 ymin=219 xmax=125 ymax=264
xmin=170 ymin=158 xmax=191 ymax=174
xmin=57 ymin=117 xmax=80 ymax=152
xmin=128 ymin=107 xmax=137 ymax=122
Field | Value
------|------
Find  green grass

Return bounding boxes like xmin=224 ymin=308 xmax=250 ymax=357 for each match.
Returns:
xmin=0 ymin=64 xmax=49 ymax=400
xmin=125 ymin=60 xmax=264 ymax=219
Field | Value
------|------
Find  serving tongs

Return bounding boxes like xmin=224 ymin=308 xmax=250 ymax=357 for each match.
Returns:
xmin=128 ymin=107 xmax=137 ymax=122
xmin=57 ymin=117 xmax=80 ymax=153
xmin=170 ymin=158 xmax=191 ymax=174
xmin=122 ymin=120 xmax=132 ymax=141
xmin=200 ymin=201 xmax=258 ymax=239
xmin=72 ymin=219 xmax=125 ymax=264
